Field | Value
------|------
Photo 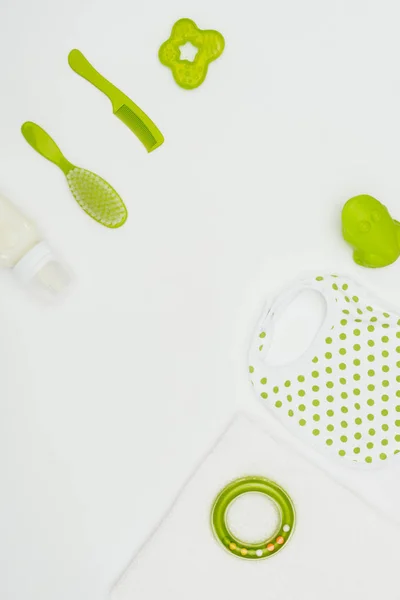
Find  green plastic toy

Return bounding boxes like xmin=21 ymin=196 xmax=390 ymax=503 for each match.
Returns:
xmin=21 ymin=122 xmax=128 ymax=229
xmin=342 ymin=194 xmax=400 ymax=268
xmin=211 ymin=476 xmax=295 ymax=560
xmin=159 ymin=18 xmax=225 ymax=90
xmin=68 ymin=49 xmax=164 ymax=153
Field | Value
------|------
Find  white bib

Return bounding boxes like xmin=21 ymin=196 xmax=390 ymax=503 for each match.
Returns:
xmin=249 ymin=274 xmax=400 ymax=466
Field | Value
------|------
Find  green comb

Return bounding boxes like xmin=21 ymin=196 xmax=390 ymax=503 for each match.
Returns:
xmin=21 ymin=121 xmax=128 ymax=229
xmin=68 ymin=49 xmax=164 ymax=153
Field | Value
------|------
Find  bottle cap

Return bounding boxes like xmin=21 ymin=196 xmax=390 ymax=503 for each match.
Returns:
xmin=13 ymin=241 xmax=71 ymax=296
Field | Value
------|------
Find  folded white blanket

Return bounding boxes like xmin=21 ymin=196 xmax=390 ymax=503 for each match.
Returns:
xmin=111 ymin=414 xmax=399 ymax=600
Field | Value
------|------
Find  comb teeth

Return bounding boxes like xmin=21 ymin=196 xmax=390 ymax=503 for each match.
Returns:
xmin=66 ymin=168 xmax=127 ymax=228
xmin=115 ymin=104 xmax=161 ymax=152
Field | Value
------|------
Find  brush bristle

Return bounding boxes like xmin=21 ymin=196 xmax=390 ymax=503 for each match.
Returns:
xmin=115 ymin=104 xmax=160 ymax=151
xmin=66 ymin=168 xmax=127 ymax=228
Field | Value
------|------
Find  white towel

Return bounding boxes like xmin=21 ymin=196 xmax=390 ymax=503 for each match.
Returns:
xmin=111 ymin=414 xmax=400 ymax=600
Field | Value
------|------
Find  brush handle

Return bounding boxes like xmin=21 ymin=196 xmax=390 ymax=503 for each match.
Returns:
xmin=21 ymin=122 xmax=74 ymax=175
xmin=68 ymin=49 xmax=125 ymax=110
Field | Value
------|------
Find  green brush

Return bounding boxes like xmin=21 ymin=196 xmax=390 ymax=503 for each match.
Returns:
xmin=68 ymin=49 xmax=164 ymax=153
xmin=21 ymin=122 xmax=128 ymax=229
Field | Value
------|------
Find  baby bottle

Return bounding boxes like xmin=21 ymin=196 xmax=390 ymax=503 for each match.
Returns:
xmin=0 ymin=193 xmax=70 ymax=296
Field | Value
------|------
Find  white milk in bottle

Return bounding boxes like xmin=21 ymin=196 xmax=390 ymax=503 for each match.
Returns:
xmin=0 ymin=194 xmax=70 ymax=296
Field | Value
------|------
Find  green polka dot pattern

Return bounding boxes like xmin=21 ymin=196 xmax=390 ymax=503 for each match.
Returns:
xmin=249 ymin=275 xmax=400 ymax=465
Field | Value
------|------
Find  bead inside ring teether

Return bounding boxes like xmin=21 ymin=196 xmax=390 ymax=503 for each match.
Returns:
xmin=211 ymin=476 xmax=295 ymax=560
xmin=159 ymin=18 xmax=225 ymax=90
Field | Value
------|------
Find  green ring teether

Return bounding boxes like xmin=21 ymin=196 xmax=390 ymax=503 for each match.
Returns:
xmin=159 ymin=18 xmax=225 ymax=90
xmin=211 ymin=476 xmax=295 ymax=560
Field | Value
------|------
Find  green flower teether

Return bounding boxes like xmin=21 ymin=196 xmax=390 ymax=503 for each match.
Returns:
xmin=159 ymin=18 xmax=225 ymax=90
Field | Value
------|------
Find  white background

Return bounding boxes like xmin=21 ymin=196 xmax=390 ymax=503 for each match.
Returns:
xmin=1 ymin=0 xmax=400 ymax=598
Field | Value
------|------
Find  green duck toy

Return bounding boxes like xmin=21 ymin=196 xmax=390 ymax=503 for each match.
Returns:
xmin=342 ymin=194 xmax=400 ymax=268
